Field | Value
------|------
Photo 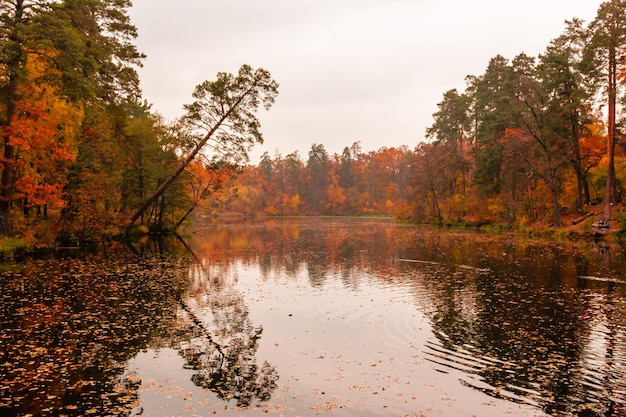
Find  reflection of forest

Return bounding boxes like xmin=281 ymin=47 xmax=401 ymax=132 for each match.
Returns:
xmin=189 ymin=219 xmax=626 ymax=416
xmin=130 ymin=236 xmax=281 ymax=408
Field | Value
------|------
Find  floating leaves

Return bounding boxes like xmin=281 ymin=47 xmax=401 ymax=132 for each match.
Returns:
xmin=0 ymin=252 xmax=192 ymax=416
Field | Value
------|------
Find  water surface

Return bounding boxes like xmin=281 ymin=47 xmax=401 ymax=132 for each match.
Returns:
xmin=1 ymin=218 xmax=625 ymax=416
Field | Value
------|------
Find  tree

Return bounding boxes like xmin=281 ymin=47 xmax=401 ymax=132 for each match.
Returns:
xmin=410 ymin=143 xmax=442 ymax=221
xmin=305 ymin=143 xmax=329 ymax=213
xmin=585 ymin=0 xmax=626 ymax=222
xmin=468 ymin=56 xmax=518 ymax=197
xmin=427 ymin=88 xmax=472 ymax=148
xmin=339 ymin=146 xmax=354 ymax=189
xmin=508 ymin=53 xmax=573 ymax=227
xmin=259 ymin=151 xmax=273 ymax=180
xmin=426 ymin=89 xmax=473 ymax=217
xmin=176 ymin=161 xmax=237 ymax=228
xmin=8 ymin=57 xmax=82 ymax=224
xmin=542 ymin=19 xmax=594 ymax=210
xmin=127 ymin=65 xmax=278 ymax=228
xmin=51 ymin=0 xmax=144 ymax=102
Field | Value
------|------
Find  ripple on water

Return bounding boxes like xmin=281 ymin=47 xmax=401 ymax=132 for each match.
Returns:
xmin=419 ymin=321 xmax=626 ymax=416
xmin=301 ymin=271 xmax=434 ymax=354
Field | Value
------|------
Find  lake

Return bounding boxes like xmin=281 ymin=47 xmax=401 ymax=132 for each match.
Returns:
xmin=1 ymin=218 xmax=625 ymax=416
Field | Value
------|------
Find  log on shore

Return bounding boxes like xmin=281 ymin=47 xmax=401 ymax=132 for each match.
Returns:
xmin=572 ymin=212 xmax=594 ymax=225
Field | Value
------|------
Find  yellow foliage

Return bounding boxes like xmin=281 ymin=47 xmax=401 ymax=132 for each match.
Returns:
xmin=487 ymin=196 xmax=505 ymax=221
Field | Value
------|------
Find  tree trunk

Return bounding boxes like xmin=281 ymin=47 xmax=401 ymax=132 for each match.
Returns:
xmin=550 ymin=182 xmax=562 ymax=228
xmin=175 ymin=181 xmax=213 ymax=229
xmin=603 ymin=39 xmax=617 ymax=223
xmin=424 ymin=153 xmax=442 ymax=221
xmin=569 ymin=116 xmax=588 ymax=210
xmin=0 ymin=143 xmax=16 ymax=235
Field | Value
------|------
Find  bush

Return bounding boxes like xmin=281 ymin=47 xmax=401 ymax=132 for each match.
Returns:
xmin=0 ymin=237 xmax=30 ymax=258
xmin=616 ymin=211 xmax=626 ymax=233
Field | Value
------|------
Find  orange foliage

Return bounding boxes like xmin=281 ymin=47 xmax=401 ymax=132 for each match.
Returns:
xmin=7 ymin=55 xmax=82 ymax=207
xmin=580 ymin=123 xmax=607 ymax=170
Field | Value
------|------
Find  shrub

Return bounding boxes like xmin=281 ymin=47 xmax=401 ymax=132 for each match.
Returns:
xmin=0 ymin=237 xmax=30 ymax=258
xmin=616 ymin=211 xmax=626 ymax=234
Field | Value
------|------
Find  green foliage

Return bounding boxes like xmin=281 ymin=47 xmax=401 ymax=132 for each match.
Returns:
xmin=616 ymin=211 xmax=626 ymax=233
xmin=0 ymin=237 xmax=29 ymax=258
xmin=182 ymin=65 xmax=279 ymax=165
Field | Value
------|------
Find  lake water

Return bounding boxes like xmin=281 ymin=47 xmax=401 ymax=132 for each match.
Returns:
xmin=1 ymin=218 xmax=625 ymax=416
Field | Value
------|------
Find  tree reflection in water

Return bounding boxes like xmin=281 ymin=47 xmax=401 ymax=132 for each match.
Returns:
xmin=4 ymin=219 xmax=626 ymax=416
xmin=0 ymin=249 xmax=190 ymax=416
xmin=398 ymin=239 xmax=626 ymax=417
xmin=176 ymin=296 xmax=278 ymax=407
xmin=132 ymin=235 xmax=280 ymax=408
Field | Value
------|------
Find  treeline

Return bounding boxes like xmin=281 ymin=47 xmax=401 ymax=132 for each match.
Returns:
xmin=217 ymin=144 xmax=413 ymax=217
xmin=220 ymin=1 xmax=626 ymax=228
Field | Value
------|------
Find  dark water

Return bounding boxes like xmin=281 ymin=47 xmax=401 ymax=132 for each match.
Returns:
xmin=1 ymin=218 xmax=625 ymax=416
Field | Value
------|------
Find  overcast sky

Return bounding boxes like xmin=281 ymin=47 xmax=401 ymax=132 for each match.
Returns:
xmin=128 ymin=0 xmax=601 ymax=163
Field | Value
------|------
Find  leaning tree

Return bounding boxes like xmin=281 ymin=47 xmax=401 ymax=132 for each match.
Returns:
xmin=127 ymin=65 xmax=279 ymax=229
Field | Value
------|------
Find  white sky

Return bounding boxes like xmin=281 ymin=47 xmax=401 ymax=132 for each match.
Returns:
xmin=128 ymin=0 xmax=601 ymax=163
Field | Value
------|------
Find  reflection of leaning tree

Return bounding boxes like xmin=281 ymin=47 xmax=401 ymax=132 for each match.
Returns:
xmin=177 ymin=296 xmax=278 ymax=407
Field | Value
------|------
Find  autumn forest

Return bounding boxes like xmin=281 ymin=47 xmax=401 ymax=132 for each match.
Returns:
xmin=1 ymin=0 xmax=626 ymax=250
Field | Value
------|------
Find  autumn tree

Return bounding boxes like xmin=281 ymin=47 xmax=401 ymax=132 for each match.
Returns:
xmin=8 ymin=57 xmax=82 ymax=238
xmin=277 ymin=151 xmax=306 ymax=215
xmin=225 ymin=165 xmax=268 ymax=217
xmin=363 ymin=147 xmax=408 ymax=214
xmin=325 ymin=154 xmax=347 ymax=214
xmin=259 ymin=151 xmax=273 ymax=180
xmin=426 ymin=89 xmax=473 ymax=219
xmin=410 ymin=143 xmax=443 ymax=222
xmin=503 ymin=53 xmax=576 ymax=227
xmin=0 ymin=0 xmax=54 ymax=234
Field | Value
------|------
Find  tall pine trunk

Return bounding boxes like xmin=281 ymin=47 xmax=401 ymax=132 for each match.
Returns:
xmin=603 ymin=39 xmax=617 ymax=223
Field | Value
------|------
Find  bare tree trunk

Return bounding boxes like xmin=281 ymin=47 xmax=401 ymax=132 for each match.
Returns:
xmin=424 ymin=152 xmax=442 ymax=221
xmin=604 ymin=42 xmax=617 ymax=223
xmin=550 ymin=183 xmax=562 ymax=228
xmin=175 ymin=181 xmax=214 ymax=229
